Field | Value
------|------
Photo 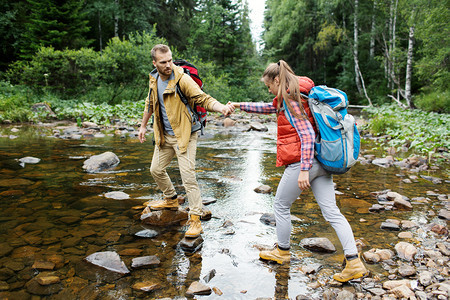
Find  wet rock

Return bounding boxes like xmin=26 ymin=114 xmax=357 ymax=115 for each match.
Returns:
xmin=300 ymin=237 xmax=336 ymax=253
xmin=398 ymin=264 xmax=416 ymax=277
xmin=0 ymin=243 xmax=13 ymax=257
xmin=118 ymin=248 xmax=143 ymax=256
xmin=180 ymin=236 xmax=204 ymax=253
xmin=135 ymin=229 xmax=158 ymax=238
xmin=31 ymin=102 xmax=56 ymax=117
xmin=392 ymin=284 xmax=415 ymax=298
xmin=36 ymin=275 xmax=60 ymax=286
xmin=249 ymin=121 xmax=268 ymax=132
xmin=393 ymin=198 xmax=413 ymax=210
xmin=366 ymin=287 xmax=386 ymax=296
xmin=202 ymin=197 xmax=217 ymax=205
xmin=381 ymin=221 xmax=401 ymax=231
xmin=431 ymin=224 xmax=448 ymax=235
xmin=363 ymin=251 xmax=381 ymax=263
xmin=419 ymin=270 xmax=433 ymax=286
xmin=0 ymin=281 xmax=9 ymax=291
xmin=0 ymin=178 xmax=35 ymax=187
xmin=140 ymin=208 xmax=188 ymax=226
xmin=398 ymin=232 xmax=413 ymax=239
xmin=260 ymin=213 xmax=276 ymax=226
xmin=82 ymin=121 xmax=99 ymax=128
xmin=18 ymin=156 xmax=41 ymax=167
xmin=201 ymin=207 xmax=212 ymax=221
xmin=395 ymin=242 xmax=418 ymax=261
xmin=32 ymin=261 xmax=55 ymax=271
xmin=131 ymin=256 xmax=160 ymax=269
xmin=25 ymin=277 xmax=62 ymax=295
xmin=336 ymin=290 xmax=355 ymax=299
xmin=401 ymin=220 xmax=418 ymax=229
xmin=363 ymin=248 xmax=394 ymax=263
xmin=132 ymin=281 xmax=161 ymax=292
xmin=0 ymin=268 xmax=14 ymax=281
xmin=438 ymin=209 xmax=450 ymax=220
xmin=212 ymin=286 xmax=223 ymax=296
xmin=254 ymin=185 xmax=272 ymax=194
xmin=85 ymin=251 xmax=130 ymax=274
xmin=383 ymin=279 xmax=412 ymax=290
xmin=372 ymin=156 xmax=394 ymax=167
xmin=369 ymin=204 xmax=385 ymax=212
xmin=203 ymin=269 xmax=216 ymax=283
xmin=104 ymin=191 xmax=129 ymax=200
xmin=82 ymin=151 xmax=120 ymax=173
xmin=186 ymin=281 xmax=212 ymax=296
xmin=223 ymin=118 xmax=236 ymax=127
xmin=221 ymin=220 xmax=234 ymax=228
xmin=436 ymin=243 xmax=450 ymax=256
xmin=420 ymin=175 xmax=442 ymax=184
xmin=300 ymin=263 xmax=322 ymax=274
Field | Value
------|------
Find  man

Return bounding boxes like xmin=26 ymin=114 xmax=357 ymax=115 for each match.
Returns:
xmin=138 ymin=44 xmax=233 ymax=238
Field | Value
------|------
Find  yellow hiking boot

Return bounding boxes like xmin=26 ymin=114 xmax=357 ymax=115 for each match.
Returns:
xmin=333 ymin=254 xmax=369 ymax=282
xmin=149 ymin=196 xmax=179 ymax=211
xmin=259 ymin=245 xmax=290 ymax=264
xmin=185 ymin=214 xmax=203 ymax=238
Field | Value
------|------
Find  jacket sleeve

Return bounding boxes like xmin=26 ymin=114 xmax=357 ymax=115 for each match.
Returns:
xmin=143 ymin=77 xmax=154 ymax=114
xmin=178 ymin=74 xmax=220 ymax=111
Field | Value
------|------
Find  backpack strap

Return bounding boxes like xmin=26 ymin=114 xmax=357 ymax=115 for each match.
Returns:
xmin=309 ymin=99 xmax=343 ymax=130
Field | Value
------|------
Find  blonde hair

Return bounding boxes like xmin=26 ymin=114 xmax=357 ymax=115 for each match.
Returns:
xmin=262 ymin=60 xmax=306 ymax=119
xmin=151 ymin=44 xmax=171 ymax=61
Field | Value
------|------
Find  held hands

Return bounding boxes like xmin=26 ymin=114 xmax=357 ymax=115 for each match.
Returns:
xmin=298 ymin=170 xmax=310 ymax=190
xmin=219 ymin=102 xmax=236 ymax=116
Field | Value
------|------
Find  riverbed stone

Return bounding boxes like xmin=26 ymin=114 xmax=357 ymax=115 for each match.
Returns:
xmin=431 ymin=224 xmax=448 ymax=235
xmin=393 ymin=198 xmax=413 ymax=210
xmin=436 ymin=243 xmax=450 ymax=256
xmin=395 ymin=242 xmax=418 ymax=261
xmin=249 ymin=121 xmax=268 ymax=132
xmin=392 ymin=285 xmax=415 ymax=298
xmin=0 ymin=243 xmax=13 ymax=257
xmin=180 ymin=236 xmax=204 ymax=253
xmin=186 ymin=281 xmax=212 ymax=296
xmin=18 ymin=156 xmax=41 ymax=165
xmin=132 ymin=280 xmax=161 ymax=292
xmin=0 ymin=178 xmax=35 ymax=187
xmin=401 ymin=220 xmax=418 ymax=229
xmin=82 ymin=151 xmax=120 ymax=173
xmin=32 ymin=261 xmax=55 ymax=271
xmin=36 ymin=275 xmax=60 ymax=286
xmin=438 ymin=209 xmax=450 ymax=220
xmin=131 ymin=256 xmax=160 ymax=269
xmin=85 ymin=251 xmax=130 ymax=274
xmin=135 ymin=229 xmax=158 ymax=238
xmin=140 ymin=208 xmax=188 ymax=226
xmin=254 ymin=185 xmax=272 ymax=194
xmin=398 ymin=264 xmax=416 ymax=277
xmin=300 ymin=237 xmax=336 ymax=253
xmin=398 ymin=231 xmax=413 ymax=239
xmin=104 ymin=191 xmax=129 ymax=200
xmin=381 ymin=221 xmax=401 ymax=231
xmin=25 ymin=277 xmax=62 ymax=295
xmin=260 ymin=213 xmax=276 ymax=226
xmin=418 ymin=270 xmax=433 ymax=286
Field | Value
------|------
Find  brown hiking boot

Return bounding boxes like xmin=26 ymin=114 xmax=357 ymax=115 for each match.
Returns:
xmin=333 ymin=254 xmax=369 ymax=282
xmin=185 ymin=215 xmax=203 ymax=238
xmin=149 ymin=197 xmax=179 ymax=211
xmin=259 ymin=245 xmax=290 ymax=264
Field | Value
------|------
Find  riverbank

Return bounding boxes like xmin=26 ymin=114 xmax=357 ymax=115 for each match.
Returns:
xmin=0 ymin=111 xmax=448 ymax=299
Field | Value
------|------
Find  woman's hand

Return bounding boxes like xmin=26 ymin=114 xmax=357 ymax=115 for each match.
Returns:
xmin=298 ymin=170 xmax=310 ymax=190
xmin=227 ymin=102 xmax=240 ymax=109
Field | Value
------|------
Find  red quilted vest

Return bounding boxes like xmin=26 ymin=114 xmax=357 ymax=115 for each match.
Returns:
xmin=273 ymin=76 xmax=316 ymax=167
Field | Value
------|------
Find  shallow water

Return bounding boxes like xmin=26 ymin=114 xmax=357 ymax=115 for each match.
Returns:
xmin=0 ymin=121 xmax=448 ymax=299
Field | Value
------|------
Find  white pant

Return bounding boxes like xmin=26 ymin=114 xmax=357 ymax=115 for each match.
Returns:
xmin=274 ymin=158 xmax=358 ymax=255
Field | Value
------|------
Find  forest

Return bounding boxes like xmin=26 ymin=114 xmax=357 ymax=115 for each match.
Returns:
xmin=0 ymin=0 xmax=448 ymax=124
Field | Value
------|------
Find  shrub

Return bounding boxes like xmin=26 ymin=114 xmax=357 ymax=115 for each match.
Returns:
xmin=414 ymin=89 xmax=450 ymax=113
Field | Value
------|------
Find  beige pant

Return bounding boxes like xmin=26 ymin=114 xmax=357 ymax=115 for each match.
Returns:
xmin=150 ymin=132 xmax=202 ymax=216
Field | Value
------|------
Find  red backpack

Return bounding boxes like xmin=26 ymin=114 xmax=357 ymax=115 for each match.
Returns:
xmin=174 ymin=59 xmax=208 ymax=134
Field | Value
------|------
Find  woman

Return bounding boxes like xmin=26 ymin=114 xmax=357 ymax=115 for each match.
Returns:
xmin=228 ymin=60 xmax=368 ymax=282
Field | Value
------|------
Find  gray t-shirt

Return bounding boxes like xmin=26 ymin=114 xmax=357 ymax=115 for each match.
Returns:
xmin=157 ymin=72 xmax=175 ymax=136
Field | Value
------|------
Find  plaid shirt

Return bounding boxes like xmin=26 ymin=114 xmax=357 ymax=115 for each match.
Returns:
xmin=240 ymin=101 xmax=315 ymax=170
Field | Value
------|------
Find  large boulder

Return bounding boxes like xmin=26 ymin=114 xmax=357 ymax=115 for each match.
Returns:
xmin=300 ymin=237 xmax=336 ymax=253
xmin=82 ymin=151 xmax=120 ymax=173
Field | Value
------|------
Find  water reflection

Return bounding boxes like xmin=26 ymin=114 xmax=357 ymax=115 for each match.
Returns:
xmin=0 ymin=123 xmax=448 ymax=299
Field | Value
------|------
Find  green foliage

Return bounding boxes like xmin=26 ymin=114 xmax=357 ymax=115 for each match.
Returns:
xmin=363 ymin=104 xmax=450 ymax=154
xmin=414 ymin=89 xmax=450 ymax=113
xmin=7 ymin=30 xmax=165 ymax=104
xmin=0 ymin=82 xmax=33 ymax=122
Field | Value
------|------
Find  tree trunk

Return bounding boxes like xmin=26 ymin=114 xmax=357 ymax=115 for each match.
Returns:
xmin=370 ymin=0 xmax=378 ymax=58
xmin=405 ymin=23 xmax=415 ymax=108
xmin=353 ymin=0 xmax=362 ymax=94
xmin=114 ymin=0 xmax=119 ymax=38
xmin=98 ymin=10 xmax=102 ymax=53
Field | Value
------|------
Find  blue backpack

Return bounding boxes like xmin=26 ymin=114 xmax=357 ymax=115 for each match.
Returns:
xmin=307 ymin=86 xmax=360 ymax=174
